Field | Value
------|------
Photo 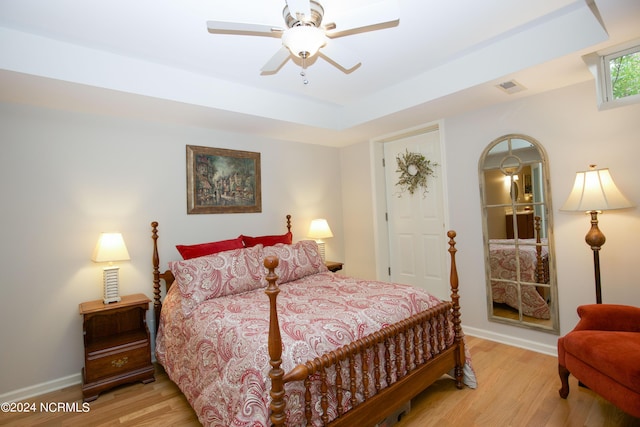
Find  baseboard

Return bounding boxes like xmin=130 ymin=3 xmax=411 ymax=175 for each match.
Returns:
xmin=0 ymin=372 xmax=82 ymax=403
xmin=1 ymin=353 xmax=160 ymax=403
xmin=463 ymin=324 xmax=558 ymax=357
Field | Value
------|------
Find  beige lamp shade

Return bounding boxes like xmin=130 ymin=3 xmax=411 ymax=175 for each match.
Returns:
xmin=561 ymin=166 xmax=634 ymax=212
xmin=92 ymin=233 xmax=130 ymax=263
xmin=307 ymin=219 xmax=333 ymax=239
xmin=308 ymin=219 xmax=333 ymax=262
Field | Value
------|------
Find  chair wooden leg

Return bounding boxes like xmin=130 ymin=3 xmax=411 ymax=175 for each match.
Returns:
xmin=558 ymin=364 xmax=570 ymax=399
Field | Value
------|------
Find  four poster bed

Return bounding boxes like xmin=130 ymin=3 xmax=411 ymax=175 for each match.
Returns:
xmin=489 ymin=215 xmax=551 ymax=319
xmin=151 ymin=216 xmax=475 ymax=426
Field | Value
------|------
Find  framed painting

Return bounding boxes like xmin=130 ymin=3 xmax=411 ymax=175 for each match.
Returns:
xmin=186 ymin=145 xmax=261 ymax=214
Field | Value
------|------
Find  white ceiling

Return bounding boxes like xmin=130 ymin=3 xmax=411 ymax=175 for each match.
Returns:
xmin=0 ymin=0 xmax=639 ymax=147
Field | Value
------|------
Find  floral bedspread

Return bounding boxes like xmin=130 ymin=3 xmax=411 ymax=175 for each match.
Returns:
xmin=489 ymin=239 xmax=550 ymax=319
xmin=156 ymin=272 xmax=474 ymax=426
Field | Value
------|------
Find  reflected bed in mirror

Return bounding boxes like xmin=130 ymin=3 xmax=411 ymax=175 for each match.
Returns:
xmin=479 ymin=134 xmax=559 ymax=334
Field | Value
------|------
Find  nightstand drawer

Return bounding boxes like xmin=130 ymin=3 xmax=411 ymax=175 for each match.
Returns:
xmin=84 ymin=340 xmax=151 ymax=383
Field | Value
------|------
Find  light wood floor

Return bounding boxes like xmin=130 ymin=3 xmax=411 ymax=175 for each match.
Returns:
xmin=2 ymin=336 xmax=638 ymax=426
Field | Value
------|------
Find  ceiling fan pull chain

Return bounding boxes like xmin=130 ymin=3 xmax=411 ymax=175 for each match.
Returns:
xmin=300 ymin=54 xmax=309 ymax=85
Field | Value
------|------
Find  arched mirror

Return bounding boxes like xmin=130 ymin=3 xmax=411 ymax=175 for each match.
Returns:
xmin=479 ymin=134 xmax=559 ymax=334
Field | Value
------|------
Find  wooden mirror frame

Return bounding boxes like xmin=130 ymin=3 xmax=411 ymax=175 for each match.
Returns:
xmin=479 ymin=134 xmax=559 ymax=334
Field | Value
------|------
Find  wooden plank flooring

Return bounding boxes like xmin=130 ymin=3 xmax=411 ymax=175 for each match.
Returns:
xmin=1 ymin=336 xmax=637 ymax=426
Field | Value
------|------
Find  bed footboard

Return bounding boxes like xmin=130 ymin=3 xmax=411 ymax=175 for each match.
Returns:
xmin=265 ymin=231 xmax=465 ymax=426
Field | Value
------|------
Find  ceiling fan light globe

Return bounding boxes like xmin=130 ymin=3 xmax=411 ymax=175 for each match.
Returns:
xmin=282 ymin=26 xmax=326 ymax=58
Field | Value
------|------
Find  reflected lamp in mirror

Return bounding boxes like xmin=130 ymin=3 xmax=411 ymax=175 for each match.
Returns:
xmin=92 ymin=232 xmax=131 ymax=304
xmin=307 ymin=218 xmax=333 ymax=261
xmin=561 ymin=165 xmax=634 ymax=303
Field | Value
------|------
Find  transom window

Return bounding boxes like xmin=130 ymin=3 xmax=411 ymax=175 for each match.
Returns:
xmin=604 ymin=45 xmax=640 ymax=102
xmin=584 ymin=40 xmax=640 ymax=110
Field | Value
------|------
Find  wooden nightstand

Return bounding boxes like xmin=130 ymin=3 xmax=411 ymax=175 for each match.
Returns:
xmin=79 ymin=293 xmax=155 ymax=402
xmin=325 ymin=260 xmax=343 ymax=272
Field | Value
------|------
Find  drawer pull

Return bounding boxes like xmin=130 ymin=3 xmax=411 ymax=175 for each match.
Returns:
xmin=111 ymin=357 xmax=129 ymax=368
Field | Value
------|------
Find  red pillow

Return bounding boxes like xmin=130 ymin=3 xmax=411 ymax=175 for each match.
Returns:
xmin=176 ymin=236 xmax=244 ymax=260
xmin=242 ymin=232 xmax=292 ymax=248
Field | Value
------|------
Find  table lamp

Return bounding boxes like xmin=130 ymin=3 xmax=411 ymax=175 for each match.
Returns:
xmin=307 ymin=218 xmax=333 ymax=261
xmin=92 ymin=232 xmax=131 ymax=304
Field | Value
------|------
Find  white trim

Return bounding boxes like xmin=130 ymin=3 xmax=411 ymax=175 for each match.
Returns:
xmin=463 ymin=324 xmax=558 ymax=357
xmin=0 ymin=352 xmax=159 ymax=402
xmin=0 ymin=373 xmax=82 ymax=403
xmin=369 ymin=137 xmax=390 ymax=282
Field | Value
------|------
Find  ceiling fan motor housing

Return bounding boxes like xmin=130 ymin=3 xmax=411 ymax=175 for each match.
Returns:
xmin=283 ymin=0 xmax=324 ymax=28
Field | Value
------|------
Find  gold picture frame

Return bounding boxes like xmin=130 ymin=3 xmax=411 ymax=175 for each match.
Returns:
xmin=186 ymin=145 xmax=261 ymax=214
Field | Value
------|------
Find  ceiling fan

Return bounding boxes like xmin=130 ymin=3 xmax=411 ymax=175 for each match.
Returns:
xmin=206 ymin=0 xmax=400 ymax=76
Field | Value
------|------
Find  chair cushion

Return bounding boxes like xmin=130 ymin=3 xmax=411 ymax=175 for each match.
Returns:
xmin=562 ymin=330 xmax=640 ymax=394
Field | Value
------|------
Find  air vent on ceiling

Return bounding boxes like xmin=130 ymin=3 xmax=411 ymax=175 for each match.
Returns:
xmin=496 ymin=79 xmax=526 ymax=95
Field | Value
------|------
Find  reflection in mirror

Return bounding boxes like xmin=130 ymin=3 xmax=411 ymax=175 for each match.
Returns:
xmin=479 ymin=134 xmax=559 ymax=333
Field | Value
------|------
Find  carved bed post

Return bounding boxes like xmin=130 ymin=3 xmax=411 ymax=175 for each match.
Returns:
xmin=264 ymin=256 xmax=286 ymax=427
xmin=534 ymin=216 xmax=546 ymax=283
xmin=286 ymin=214 xmax=292 ymax=233
xmin=151 ymin=221 xmax=162 ymax=334
xmin=447 ymin=230 xmax=465 ymax=389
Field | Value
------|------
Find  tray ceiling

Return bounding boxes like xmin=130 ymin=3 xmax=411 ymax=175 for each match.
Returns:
xmin=1 ymin=0 xmax=639 ymax=146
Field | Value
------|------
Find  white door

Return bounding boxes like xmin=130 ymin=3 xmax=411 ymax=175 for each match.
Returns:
xmin=383 ymin=129 xmax=447 ymax=299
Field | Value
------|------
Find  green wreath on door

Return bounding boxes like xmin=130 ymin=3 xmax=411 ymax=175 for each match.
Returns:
xmin=395 ymin=149 xmax=438 ymax=197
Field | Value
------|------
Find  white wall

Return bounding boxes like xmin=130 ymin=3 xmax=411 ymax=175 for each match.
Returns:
xmin=342 ymin=80 xmax=640 ymax=354
xmin=0 ymin=102 xmax=343 ymax=397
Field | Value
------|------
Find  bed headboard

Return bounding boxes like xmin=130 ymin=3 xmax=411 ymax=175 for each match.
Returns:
xmin=151 ymin=215 xmax=292 ymax=333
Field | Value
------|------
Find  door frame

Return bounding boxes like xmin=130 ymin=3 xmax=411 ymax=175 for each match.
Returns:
xmin=370 ymin=121 xmax=450 ymax=282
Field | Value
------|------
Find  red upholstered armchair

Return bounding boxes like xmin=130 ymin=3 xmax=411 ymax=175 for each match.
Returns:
xmin=558 ymin=304 xmax=640 ymax=418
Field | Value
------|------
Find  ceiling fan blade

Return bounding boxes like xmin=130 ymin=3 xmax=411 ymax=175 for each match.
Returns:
xmin=325 ymin=0 xmax=400 ymax=38
xmin=285 ymin=0 xmax=312 ymax=21
xmin=261 ymin=46 xmax=291 ymax=73
xmin=319 ymin=41 xmax=361 ymax=72
xmin=207 ymin=20 xmax=283 ymax=37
